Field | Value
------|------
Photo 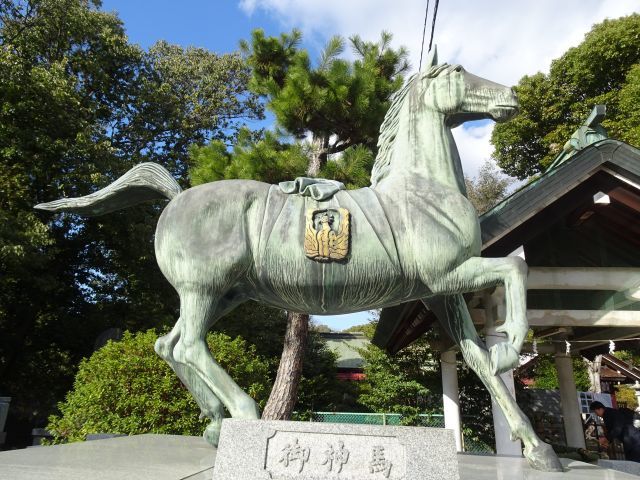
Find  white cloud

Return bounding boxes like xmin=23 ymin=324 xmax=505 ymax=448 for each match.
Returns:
xmin=239 ymin=1 xmax=638 ymax=178
xmin=452 ymin=121 xmax=494 ymax=179
xmin=240 ymin=1 xmax=637 ymax=84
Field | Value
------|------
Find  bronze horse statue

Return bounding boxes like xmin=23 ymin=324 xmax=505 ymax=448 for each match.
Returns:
xmin=36 ymin=49 xmax=562 ymax=471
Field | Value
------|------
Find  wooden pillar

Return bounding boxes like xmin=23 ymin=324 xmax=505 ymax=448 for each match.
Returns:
xmin=485 ymin=291 xmax=522 ymax=456
xmin=441 ymin=349 xmax=463 ymax=452
xmin=554 ymin=349 xmax=586 ymax=448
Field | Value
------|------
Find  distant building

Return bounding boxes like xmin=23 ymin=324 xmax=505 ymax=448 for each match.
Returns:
xmin=319 ymin=332 xmax=369 ymax=381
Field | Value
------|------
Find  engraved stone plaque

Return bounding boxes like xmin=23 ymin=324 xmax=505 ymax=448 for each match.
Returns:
xmin=212 ymin=419 xmax=460 ymax=480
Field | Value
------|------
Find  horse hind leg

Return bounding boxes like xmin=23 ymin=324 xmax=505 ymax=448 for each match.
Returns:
xmin=423 ymin=295 xmax=563 ymax=472
xmin=154 ymin=318 xmax=225 ymax=445
xmin=172 ymin=288 xmax=260 ymax=439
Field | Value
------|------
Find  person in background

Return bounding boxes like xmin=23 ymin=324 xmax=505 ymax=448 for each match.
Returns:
xmin=590 ymin=401 xmax=640 ymax=462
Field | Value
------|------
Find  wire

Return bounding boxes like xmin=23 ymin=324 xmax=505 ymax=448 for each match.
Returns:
xmin=428 ymin=0 xmax=440 ymax=53
xmin=418 ymin=0 xmax=430 ymax=71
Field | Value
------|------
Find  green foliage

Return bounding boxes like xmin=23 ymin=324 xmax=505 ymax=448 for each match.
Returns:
xmin=613 ymin=349 xmax=640 ymax=366
xmin=214 ymin=302 xmax=348 ymax=413
xmin=320 ymin=145 xmax=375 ymax=189
xmin=342 ymin=320 xmax=378 ymax=338
xmin=213 ymin=301 xmax=288 ymax=360
xmin=358 ymin=328 xmax=440 ymax=422
xmin=240 ymin=29 xmax=409 ymax=173
xmin=529 ymin=354 xmax=591 ymax=391
xmin=189 ymin=129 xmax=308 ymax=186
xmin=464 ymin=160 xmax=514 ymax=214
xmin=0 ymin=0 xmax=262 ymax=439
xmin=615 ymin=384 xmax=638 ymax=409
xmin=492 ymin=14 xmax=640 ymax=179
xmin=295 ymin=331 xmax=353 ymax=413
xmin=46 ymin=330 xmax=271 ymax=444
xmin=353 ymin=318 xmax=495 ymax=445
xmin=457 ymin=361 xmax=495 ymax=450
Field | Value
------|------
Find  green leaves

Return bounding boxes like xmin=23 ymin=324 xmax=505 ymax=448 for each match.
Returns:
xmin=242 ymin=29 xmax=409 ymax=169
xmin=492 ymin=14 xmax=640 ymax=179
xmin=464 ymin=160 xmax=514 ymax=215
xmin=0 ymin=0 xmax=265 ymax=441
xmin=46 ymin=330 xmax=272 ymax=443
xmin=189 ymin=129 xmax=309 ymax=185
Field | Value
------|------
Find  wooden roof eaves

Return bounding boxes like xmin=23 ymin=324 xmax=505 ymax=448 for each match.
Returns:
xmin=372 ymin=140 xmax=640 ymax=354
xmin=480 ymin=140 xmax=640 ymax=251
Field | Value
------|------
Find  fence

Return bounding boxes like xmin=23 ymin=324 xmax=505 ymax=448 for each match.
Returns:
xmin=307 ymin=412 xmax=493 ymax=453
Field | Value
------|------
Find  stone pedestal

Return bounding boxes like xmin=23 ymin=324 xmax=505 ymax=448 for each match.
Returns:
xmin=213 ymin=419 xmax=460 ymax=480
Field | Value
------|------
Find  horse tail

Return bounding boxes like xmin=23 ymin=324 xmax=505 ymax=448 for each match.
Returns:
xmin=34 ymin=162 xmax=182 ymax=216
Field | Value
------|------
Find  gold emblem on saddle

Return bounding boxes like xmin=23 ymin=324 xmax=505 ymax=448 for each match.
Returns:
xmin=304 ymin=208 xmax=350 ymax=262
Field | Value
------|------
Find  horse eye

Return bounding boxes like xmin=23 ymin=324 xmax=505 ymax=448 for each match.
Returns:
xmin=455 ymin=66 xmax=463 ymax=73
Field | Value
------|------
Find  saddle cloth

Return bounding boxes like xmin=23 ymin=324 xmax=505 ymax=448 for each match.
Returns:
xmin=256 ymin=185 xmax=401 ymax=278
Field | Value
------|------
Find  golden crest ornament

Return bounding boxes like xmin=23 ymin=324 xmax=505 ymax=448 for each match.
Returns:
xmin=304 ymin=208 xmax=350 ymax=262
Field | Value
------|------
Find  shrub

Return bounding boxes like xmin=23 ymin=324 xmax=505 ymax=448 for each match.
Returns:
xmin=46 ymin=329 xmax=271 ymax=443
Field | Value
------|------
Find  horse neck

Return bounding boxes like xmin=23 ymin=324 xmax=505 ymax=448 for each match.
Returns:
xmin=378 ymin=103 xmax=467 ymax=194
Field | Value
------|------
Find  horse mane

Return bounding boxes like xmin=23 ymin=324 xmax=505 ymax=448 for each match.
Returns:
xmin=370 ymin=63 xmax=452 ymax=186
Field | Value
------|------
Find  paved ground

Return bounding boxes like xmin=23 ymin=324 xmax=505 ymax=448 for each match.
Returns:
xmin=1 ymin=434 xmax=638 ymax=479
xmin=0 ymin=435 xmax=215 ymax=480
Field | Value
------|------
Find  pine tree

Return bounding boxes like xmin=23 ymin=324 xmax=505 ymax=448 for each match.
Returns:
xmin=191 ymin=29 xmax=409 ymax=420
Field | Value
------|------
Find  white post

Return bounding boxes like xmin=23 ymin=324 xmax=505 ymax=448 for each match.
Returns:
xmin=0 ymin=397 xmax=10 ymax=446
xmin=441 ymin=349 xmax=463 ymax=452
xmin=632 ymin=381 xmax=640 ymax=410
xmin=554 ymin=349 xmax=586 ymax=448
xmin=484 ymin=291 xmax=522 ymax=456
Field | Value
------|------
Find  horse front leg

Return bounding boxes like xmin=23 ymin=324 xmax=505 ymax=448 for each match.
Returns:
xmin=431 ymin=256 xmax=527 ymax=374
xmin=424 ymin=295 xmax=563 ymax=472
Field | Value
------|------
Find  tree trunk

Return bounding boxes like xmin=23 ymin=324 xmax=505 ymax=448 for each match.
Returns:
xmin=263 ymin=135 xmax=329 ymax=420
xmin=307 ymin=135 xmax=329 ymax=176
xmin=262 ymin=312 xmax=310 ymax=420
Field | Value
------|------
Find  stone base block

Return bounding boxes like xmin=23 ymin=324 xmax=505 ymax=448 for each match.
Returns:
xmin=212 ymin=419 xmax=460 ymax=480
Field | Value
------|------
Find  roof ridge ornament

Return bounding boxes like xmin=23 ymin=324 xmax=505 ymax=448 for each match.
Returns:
xmin=546 ymin=105 xmax=608 ymax=172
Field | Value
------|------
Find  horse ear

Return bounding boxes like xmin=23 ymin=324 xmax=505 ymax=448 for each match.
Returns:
xmin=425 ymin=45 xmax=438 ymax=68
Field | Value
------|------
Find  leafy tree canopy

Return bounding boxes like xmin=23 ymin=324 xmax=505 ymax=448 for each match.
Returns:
xmin=525 ymin=354 xmax=591 ymax=391
xmin=0 ymin=0 xmax=262 ymax=440
xmin=464 ymin=160 xmax=514 ymax=215
xmin=492 ymin=14 xmax=640 ymax=179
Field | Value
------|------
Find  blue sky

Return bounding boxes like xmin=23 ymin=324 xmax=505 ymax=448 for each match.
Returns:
xmin=102 ymin=1 xmax=272 ymax=52
xmin=101 ymin=0 xmax=374 ymax=331
xmin=99 ymin=0 xmax=638 ymax=331
xmin=101 ymin=0 xmax=638 ymax=181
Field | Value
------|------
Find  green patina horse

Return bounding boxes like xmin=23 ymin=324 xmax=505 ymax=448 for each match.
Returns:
xmin=36 ymin=49 xmax=562 ymax=471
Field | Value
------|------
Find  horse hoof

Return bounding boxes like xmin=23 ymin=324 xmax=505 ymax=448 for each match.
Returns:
xmin=524 ymin=442 xmax=564 ymax=472
xmin=203 ymin=420 xmax=222 ymax=447
xmin=489 ymin=342 xmax=519 ymax=375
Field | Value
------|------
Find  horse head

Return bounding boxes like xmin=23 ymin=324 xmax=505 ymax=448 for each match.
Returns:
xmin=418 ymin=47 xmax=518 ymax=128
